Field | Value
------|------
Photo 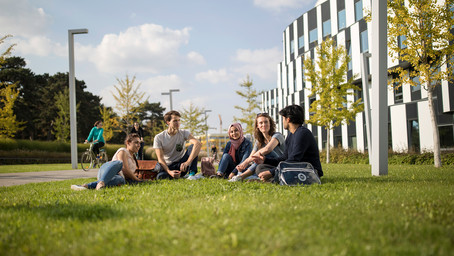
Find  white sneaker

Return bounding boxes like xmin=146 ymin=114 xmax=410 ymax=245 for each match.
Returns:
xmin=71 ymin=185 xmax=87 ymax=191
xmin=228 ymin=175 xmax=242 ymax=182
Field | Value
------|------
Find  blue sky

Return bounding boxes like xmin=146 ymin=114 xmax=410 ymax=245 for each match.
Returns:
xmin=1 ymin=0 xmax=320 ymax=132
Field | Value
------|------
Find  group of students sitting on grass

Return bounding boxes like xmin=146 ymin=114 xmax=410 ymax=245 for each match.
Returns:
xmin=71 ymin=104 xmax=323 ymax=191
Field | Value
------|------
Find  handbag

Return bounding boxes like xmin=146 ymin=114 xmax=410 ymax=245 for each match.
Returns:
xmin=135 ymin=160 xmax=158 ymax=180
xmin=276 ymin=161 xmax=321 ymax=186
xmin=200 ymin=157 xmax=216 ymax=177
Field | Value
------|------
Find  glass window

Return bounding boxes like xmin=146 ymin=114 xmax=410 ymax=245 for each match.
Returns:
xmin=398 ymin=35 xmax=407 ymax=49
xmin=290 ymin=40 xmax=294 ymax=54
xmin=323 ymin=19 xmax=331 ymax=37
xmin=439 ymin=125 xmax=454 ymax=148
xmin=348 ymin=136 xmax=357 ymax=149
xmin=355 ymin=0 xmax=363 ymax=21
xmin=309 ymin=28 xmax=318 ymax=43
xmin=360 ymin=30 xmax=368 ymax=52
xmin=411 ymin=75 xmax=421 ymax=92
xmin=298 ymin=35 xmax=304 ymax=50
xmin=347 ymin=41 xmax=352 ymax=70
xmin=409 ymin=120 xmax=420 ymax=152
xmin=338 ymin=9 xmax=346 ymax=30
xmin=394 ymin=82 xmax=403 ymax=103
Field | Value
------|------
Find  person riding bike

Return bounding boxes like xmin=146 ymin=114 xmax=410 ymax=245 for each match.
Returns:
xmin=85 ymin=120 xmax=105 ymax=157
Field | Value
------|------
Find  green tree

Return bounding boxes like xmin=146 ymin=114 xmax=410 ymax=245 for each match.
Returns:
xmin=52 ymin=88 xmax=76 ymax=142
xmin=0 ymin=35 xmax=24 ymax=138
xmin=133 ymin=100 xmax=165 ymax=144
xmin=112 ymin=74 xmax=147 ymax=134
xmin=233 ymin=75 xmax=260 ymax=137
xmin=387 ymin=0 xmax=454 ymax=167
xmin=304 ymin=37 xmax=363 ymax=163
xmin=100 ymin=105 xmax=119 ymax=142
xmin=180 ymin=102 xmax=208 ymax=136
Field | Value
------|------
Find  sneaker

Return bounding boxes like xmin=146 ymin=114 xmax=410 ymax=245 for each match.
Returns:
xmin=71 ymin=185 xmax=87 ymax=191
xmin=228 ymin=175 xmax=242 ymax=182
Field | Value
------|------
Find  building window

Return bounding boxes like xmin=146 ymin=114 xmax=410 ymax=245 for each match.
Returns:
xmin=398 ymin=35 xmax=407 ymax=49
xmin=347 ymin=41 xmax=352 ymax=70
xmin=355 ymin=0 xmax=363 ymax=22
xmin=290 ymin=40 xmax=294 ymax=54
xmin=323 ymin=19 xmax=331 ymax=37
xmin=360 ymin=30 xmax=369 ymax=52
xmin=439 ymin=125 xmax=454 ymax=148
xmin=338 ymin=9 xmax=346 ymax=30
xmin=348 ymin=136 xmax=357 ymax=149
xmin=411 ymin=75 xmax=421 ymax=92
xmin=309 ymin=28 xmax=318 ymax=43
xmin=394 ymin=82 xmax=403 ymax=103
xmin=298 ymin=35 xmax=304 ymax=50
xmin=409 ymin=120 xmax=420 ymax=152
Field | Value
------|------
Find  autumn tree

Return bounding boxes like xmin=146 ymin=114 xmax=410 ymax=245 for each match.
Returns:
xmin=233 ymin=75 xmax=260 ymax=137
xmin=304 ymin=37 xmax=363 ymax=163
xmin=100 ymin=105 xmax=119 ymax=142
xmin=112 ymin=74 xmax=147 ymax=134
xmin=52 ymin=88 xmax=77 ymax=142
xmin=387 ymin=0 xmax=454 ymax=167
xmin=180 ymin=102 xmax=208 ymax=136
xmin=0 ymin=35 xmax=25 ymax=138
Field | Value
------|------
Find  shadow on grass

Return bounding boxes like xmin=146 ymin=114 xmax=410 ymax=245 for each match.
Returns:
xmin=321 ymin=175 xmax=413 ymax=185
xmin=3 ymin=202 xmax=124 ymax=221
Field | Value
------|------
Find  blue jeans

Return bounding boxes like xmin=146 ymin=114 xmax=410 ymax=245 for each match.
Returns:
xmin=86 ymin=160 xmax=125 ymax=189
xmin=217 ymin=153 xmax=239 ymax=178
xmin=155 ymin=145 xmax=198 ymax=180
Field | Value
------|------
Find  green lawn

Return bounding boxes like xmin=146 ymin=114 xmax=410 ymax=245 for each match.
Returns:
xmin=0 ymin=164 xmax=453 ymax=255
xmin=0 ymin=163 xmax=73 ymax=173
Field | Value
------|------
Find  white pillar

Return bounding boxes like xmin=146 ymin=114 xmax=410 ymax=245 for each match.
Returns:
xmin=68 ymin=29 xmax=88 ymax=169
xmin=371 ymin=1 xmax=388 ymax=176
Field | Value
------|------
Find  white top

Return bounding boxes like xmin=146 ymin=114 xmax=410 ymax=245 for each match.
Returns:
xmin=112 ymin=148 xmax=137 ymax=177
xmin=153 ymin=129 xmax=190 ymax=165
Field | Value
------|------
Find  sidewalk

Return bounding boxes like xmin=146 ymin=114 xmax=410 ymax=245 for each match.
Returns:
xmin=0 ymin=169 xmax=98 ymax=187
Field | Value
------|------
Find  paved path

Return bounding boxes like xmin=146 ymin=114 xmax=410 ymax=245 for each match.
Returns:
xmin=0 ymin=169 xmax=98 ymax=187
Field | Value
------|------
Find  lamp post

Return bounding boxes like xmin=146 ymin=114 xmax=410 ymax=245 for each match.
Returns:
xmin=68 ymin=28 xmax=88 ymax=169
xmin=161 ymin=89 xmax=180 ymax=110
xmin=203 ymin=110 xmax=211 ymax=156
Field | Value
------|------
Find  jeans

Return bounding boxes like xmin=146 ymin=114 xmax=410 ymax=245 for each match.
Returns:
xmin=217 ymin=153 xmax=238 ymax=178
xmin=86 ymin=160 xmax=125 ymax=189
xmin=155 ymin=144 xmax=198 ymax=180
xmin=247 ymin=151 xmax=279 ymax=173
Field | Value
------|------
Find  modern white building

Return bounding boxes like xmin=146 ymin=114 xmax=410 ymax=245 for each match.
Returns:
xmin=260 ymin=0 xmax=454 ymax=153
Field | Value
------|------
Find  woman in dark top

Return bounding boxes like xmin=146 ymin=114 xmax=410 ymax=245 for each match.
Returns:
xmin=130 ymin=122 xmax=145 ymax=160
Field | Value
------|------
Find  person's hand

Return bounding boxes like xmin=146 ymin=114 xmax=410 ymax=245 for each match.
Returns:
xmin=180 ymin=161 xmax=190 ymax=172
xmin=251 ymin=152 xmax=265 ymax=164
xmin=84 ymin=140 xmax=88 ymax=144
xmin=170 ymin=170 xmax=181 ymax=178
xmin=258 ymin=171 xmax=272 ymax=182
xmin=236 ymin=164 xmax=245 ymax=172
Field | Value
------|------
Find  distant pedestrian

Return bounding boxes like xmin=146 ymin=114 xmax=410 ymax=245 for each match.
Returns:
xmin=131 ymin=122 xmax=145 ymax=160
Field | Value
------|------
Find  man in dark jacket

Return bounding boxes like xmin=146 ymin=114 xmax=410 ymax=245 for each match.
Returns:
xmin=252 ymin=105 xmax=323 ymax=182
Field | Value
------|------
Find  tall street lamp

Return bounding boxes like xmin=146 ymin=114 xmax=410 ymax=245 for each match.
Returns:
xmin=68 ymin=28 xmax=88 ymax=169
xmin=161 ymin=89 xmax=180 ymax=110
xmin=203 ymin=110 xmax=211 ymax=156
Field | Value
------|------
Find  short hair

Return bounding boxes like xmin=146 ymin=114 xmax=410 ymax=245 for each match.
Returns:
xmin=254 ymin=113 xmax=276 ymax=148
xmin=279 ymin=105 xmax=304 ymax=125
xmin=164 ymin=110 xmax=181 ymax=123
xmin=94 ymin=120 xmax=102 ymax=127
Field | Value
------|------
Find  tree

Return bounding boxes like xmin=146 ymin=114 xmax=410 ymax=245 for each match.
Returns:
xmin=52 ymin=88 xmax=78 ymax=142
xmin=180 ymin=102 xmax=208 ymax=136
xmin=133 ymin=100 xmax=165 ymax=143
xmin=387 ymin=0 xmax=454 ymax=167
xmin=0 ymin=35 xmax=25 ymax=138
xmin=233 ymin=75 xmax=260 ymax=137
xmin=112 ymin=74 xmax=147 ymax=134
xmin=100 ymin=105 xmax=119 ymax=142
xmin=304 ymin=37 xmax=363 ymax=163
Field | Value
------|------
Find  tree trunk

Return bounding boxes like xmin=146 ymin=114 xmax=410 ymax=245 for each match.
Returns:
xmin=426 ymin=84 xmax=442 ymax=167
xmin=326 ymin=128 xmax=330 ymax=164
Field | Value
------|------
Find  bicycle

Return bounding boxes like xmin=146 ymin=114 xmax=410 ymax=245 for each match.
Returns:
xmin=80 ymin=141 xmax=108 ymax=171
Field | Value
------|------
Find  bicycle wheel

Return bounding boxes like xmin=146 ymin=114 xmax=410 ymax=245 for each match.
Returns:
xmin=80 ymin=152 xmax=93 ymax=171
xmin=99 ymin=151 xmax=108 ymax=167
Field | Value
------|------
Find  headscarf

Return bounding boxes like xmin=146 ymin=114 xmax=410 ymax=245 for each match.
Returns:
xmin=228 ymin=123 xmax=245 ymax=163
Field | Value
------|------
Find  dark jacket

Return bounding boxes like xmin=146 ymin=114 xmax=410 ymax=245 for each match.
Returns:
xmin=223 ymin=139 xmax=252 ymax=165
xmin=265 ymin=126 xmax=323 ymax=177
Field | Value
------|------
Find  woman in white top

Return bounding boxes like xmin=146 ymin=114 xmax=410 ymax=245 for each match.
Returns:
xmin=229 ymin=113 xmax=285 ymax=181
xmin=71 ymin=133 xmax=142 ymax=190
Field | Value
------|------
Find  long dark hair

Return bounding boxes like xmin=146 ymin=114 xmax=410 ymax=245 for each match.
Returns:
xmin=125 ymin=133 xmax=140 ymax=168
xmin=254 ymin=113 xmax=276 ymax=148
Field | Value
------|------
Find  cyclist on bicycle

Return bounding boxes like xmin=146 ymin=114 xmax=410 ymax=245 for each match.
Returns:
xmin=85 ymin=120 xmax=105 ymax=157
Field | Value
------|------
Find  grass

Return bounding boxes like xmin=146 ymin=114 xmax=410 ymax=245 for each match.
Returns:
xmin=0 ymin=164 xmax=73 ymax=173
xmin=0 ymin=164 xmax=453 ymax=255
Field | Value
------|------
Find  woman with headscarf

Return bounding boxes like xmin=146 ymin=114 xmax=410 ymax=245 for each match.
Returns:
xmin=215 ymin=123 xmax=252 ymax=178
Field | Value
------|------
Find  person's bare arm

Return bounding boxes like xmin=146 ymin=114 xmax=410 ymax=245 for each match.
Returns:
xmin=255 ymin=138 xmax=279 ymax=156
xmin=117 ymin=150 xmax=140 ymax=181
xmin=155 ymin=148 xmax=180 ymax=177
xmin=180 ymin=134 xmax=201 ymax=171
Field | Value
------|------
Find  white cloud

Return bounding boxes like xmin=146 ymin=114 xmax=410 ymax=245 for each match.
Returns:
xmin=232 ymin=47 xmax=281 ymax=80
xmin=253 ymin=0 xmax=315 ymax=11
xmin=0 ymin=0 xmax=50 ymax=37
xmin=13 ymin=36 xmax=66 ymax=57
xmin=195 ymin=69 xmax=230 ymax=84
xmin=79 ymin=24 xmax=204 ymax=74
